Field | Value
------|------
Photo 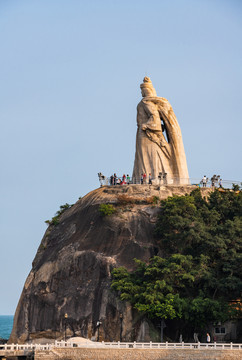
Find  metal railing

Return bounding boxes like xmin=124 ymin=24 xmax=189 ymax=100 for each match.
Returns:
xmin=98 ymin=175 xmax=241 ymax=190
xmin=1 ymin=341 xmax=242 ymax=352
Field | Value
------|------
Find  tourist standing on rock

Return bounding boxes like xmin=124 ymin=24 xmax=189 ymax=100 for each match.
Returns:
xmin=143 ymin=173 xmax=147 ymax=184
xmin=98 ymin=172 xmax=105 ymax=187
xmin=202 ymin=175 xmax=207 ymax=187
xmin=114 ymin=173 xmax=117 ymax=185
xmin=211 ymin=176 xmax=215 ymax=188
xmin=149 ymin=173 xmax=152 ymax=184
xmin=140 ymin=173 xmax=143 ymax=184
xmin=127 ymin=174 xmax=130 ymax=184
xmin=110 ymin=174 xmax=114 ymax=185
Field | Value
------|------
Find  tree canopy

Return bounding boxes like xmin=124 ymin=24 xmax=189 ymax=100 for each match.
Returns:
xmin=111 ymin=189 xmax=242 ymax=330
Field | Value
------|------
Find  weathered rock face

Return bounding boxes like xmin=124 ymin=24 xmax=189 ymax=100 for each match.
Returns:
xmin=10 ymin=184 xmax=210 ymax=343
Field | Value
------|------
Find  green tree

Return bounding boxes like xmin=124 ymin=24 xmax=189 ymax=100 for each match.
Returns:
xmin=112 ymin=255 xmax=195 ymax=320
xmin=111 ymin=189 xmax=242 ymax=331
xmin=155 ymin=189 xmax=242 ymax=300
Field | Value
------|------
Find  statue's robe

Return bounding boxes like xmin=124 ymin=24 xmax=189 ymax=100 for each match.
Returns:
xmin=132 ymin=96 xmax=189 ymax=184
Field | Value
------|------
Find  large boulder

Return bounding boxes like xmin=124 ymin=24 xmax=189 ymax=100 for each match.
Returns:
xmin=10 ymin=184 xmax=208 ymax=343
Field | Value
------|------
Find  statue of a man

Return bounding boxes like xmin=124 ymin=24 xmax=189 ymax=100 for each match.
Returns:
xmin=132 ymin=77 xmax=189 ymax=184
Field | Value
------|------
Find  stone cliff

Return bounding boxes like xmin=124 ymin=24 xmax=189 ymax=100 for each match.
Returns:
xmin=10 ymin=184 xmax=211 ymax=343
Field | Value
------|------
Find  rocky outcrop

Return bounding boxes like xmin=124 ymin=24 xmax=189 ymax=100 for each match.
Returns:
xmin=10 ymin=184 xmax=211 ymax=343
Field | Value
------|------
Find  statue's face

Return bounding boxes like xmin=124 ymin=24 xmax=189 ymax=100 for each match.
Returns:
xmin=141 ymin=87 xmax=153 ymax=97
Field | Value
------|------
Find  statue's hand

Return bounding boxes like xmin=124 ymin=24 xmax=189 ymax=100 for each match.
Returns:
xmin=142 ymin=125 xmax=147 ymax=130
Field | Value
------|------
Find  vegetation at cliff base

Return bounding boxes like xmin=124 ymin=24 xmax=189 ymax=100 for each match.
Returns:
xmin=111 ymin=189 xmax=242 ymax=330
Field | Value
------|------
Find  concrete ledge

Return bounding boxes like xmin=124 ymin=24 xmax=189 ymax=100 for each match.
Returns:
xmin=35 ymin=348 xmax=242 ymax=360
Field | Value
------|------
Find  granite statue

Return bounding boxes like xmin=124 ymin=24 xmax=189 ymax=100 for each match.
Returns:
xmin=132 ymin=77 xmax=189 ymax=184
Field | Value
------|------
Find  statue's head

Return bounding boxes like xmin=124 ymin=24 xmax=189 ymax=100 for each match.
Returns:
xmin=140 ymin=77 xmax=157 ymax=97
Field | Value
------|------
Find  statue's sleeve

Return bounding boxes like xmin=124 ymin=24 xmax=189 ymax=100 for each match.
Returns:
xmin=142 ymin=100 xmax=162 ymax=131
xmin=141 ymin=99 xmax=170 ymax=156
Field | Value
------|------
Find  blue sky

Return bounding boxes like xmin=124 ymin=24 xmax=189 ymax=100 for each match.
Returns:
xmin=0 ymin=0 xmax=241 ymax=315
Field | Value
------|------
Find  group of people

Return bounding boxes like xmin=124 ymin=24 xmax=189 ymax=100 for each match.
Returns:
xmin=194 ymin=332 xmax=211 ymax=343
xmin=109 ymin=173 xmax=154 ymax=185
xmin=140 ymin=173 xmax=152 ymax=185
xmin=109 ymin=174 xmax=130 ymax=185
xmin=201 ymin=175 xmax=222 ymax=188
xmin=179 ymin=332 xmax=212 ymax=343
xmin=98 ymin=172 xmax=167 ymax=186
xmin=99 ymin=172 xmax=148 ymax=186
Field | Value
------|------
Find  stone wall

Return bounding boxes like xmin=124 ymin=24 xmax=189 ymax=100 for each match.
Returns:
xmin=35 ymin=348 xmax=242 ymax=360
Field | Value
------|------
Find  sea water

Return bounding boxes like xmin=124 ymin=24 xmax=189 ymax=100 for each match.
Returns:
xmin=0 ymin=315 xmax=14 ymax=340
